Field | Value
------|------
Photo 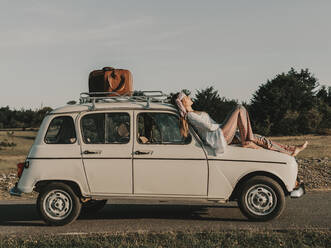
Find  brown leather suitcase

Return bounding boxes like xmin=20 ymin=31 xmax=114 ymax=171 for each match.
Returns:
xmin=89 ymin=67 xmax=133 ymax=96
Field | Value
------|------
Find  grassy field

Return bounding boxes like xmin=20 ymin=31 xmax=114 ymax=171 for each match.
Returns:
xmin=271 ymin=135 xmax=330 ymax=159
xmin=0 ymin=131 xmax=330 ymax=172
xmin=0 ymin=132 xmax=330 ymax=246
xmin=0 ymin=131 xmax=36 ymax=173
xmin=0 ymin=230 xmax=330 ymax=248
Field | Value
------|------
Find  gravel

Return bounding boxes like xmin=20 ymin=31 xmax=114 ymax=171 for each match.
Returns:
xmin=297 ymin=157 xmax=330 ymax=190
xmin=0 ymin=158 xmax=329 ymax=199
xmin=0 ymin=171 xmax=36 ymax=200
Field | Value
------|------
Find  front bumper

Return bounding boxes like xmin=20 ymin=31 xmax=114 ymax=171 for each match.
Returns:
xmin=290 ymin=182 xmax=305 ymax=198
xmin=9 ymin=183 xmax=22 ymax=197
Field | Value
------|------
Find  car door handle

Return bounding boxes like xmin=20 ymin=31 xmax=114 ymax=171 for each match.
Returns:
xmin=134 ymin=150 xmax=153 ymax=155
xmin=83 ymin=150 xmax=102 ymax=155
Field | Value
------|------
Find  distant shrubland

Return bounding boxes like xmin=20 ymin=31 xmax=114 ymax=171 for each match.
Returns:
xmin=169 ymin=68 xmax=331 ymax=136
xmin=1 ymin=68 xmax=330 ymax=136
xmin=0 ymin=107 xmax=52 ymax=129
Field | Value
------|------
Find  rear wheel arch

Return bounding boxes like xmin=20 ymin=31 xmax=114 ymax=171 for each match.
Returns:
xmin=36 ymin=182 xmax=82 ymax=225
xmin=229 ymin=171 xmax=289 ymax=201
xmin=34 ymin=180 xmax=83 ymax=197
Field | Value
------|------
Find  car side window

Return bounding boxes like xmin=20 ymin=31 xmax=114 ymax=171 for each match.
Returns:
xmin=137 ymin=113 xmax=191 ymax=144
xmin=81 ymin=113 xmax=130 ymax=144
xmin=45 ymin=116 xmax=77 ymax=144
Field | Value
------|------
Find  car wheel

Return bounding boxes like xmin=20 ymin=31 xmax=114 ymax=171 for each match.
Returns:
xmin=238 ymin=176 xmax=285 ymax=221
xmin=37 ymin=182 xmax=81 ymax=226
xmin=81 ymin=199 xmax=107 ymax=215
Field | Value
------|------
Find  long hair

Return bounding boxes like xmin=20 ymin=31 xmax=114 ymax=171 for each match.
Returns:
xmin=171 ymin=93 xmax=189 ymax=138
xmin=179 ymin=116 xmax=189 ymax=138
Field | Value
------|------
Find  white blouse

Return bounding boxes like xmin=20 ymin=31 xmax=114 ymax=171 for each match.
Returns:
xmin=187 ymin=111 xmax=227 ymax=154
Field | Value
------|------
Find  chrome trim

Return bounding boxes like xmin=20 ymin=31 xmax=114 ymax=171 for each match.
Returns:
xmin=208 ymin=158 xmax=287 ymax=165
xmin=290 ymin=183 xmax=305 ymax=198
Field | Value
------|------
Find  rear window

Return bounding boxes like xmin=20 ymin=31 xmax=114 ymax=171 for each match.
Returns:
xmin=45 ymin=116 xmax=76 ymax=144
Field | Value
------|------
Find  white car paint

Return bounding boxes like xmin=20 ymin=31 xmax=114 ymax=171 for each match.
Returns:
xmin=16 ymin=101 xmax=299 ymax=203
xmin=78 ymin=110 xmax=134 ymax=195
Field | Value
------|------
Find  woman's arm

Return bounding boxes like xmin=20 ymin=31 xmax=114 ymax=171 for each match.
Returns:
xmin=188 ymin=112 xmax=219 ymax=131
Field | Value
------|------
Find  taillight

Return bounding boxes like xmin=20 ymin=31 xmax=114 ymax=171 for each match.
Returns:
xmin=17 ymin=162 xmax=25 ymax=178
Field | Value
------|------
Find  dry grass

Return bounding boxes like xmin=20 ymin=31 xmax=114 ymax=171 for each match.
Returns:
xmin=270 ymin=135 xmax=330 ymax=159
xmin=0 ymin=230 xmax=330 ymax=248
xmin=0 ymin=132 xmax=330 ymax=199
xmin=0 ymin=131 xmax=36 ymax=173
xmin=0 ymin=132 xmax=330 ymax=173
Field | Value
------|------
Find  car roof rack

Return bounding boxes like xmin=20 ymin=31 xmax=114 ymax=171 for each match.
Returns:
xmin=79 ymin=91 xmax=170 ymax=109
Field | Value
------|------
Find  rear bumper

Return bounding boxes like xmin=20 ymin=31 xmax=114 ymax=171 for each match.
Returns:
xmin=290 ymin=182 xmax=305 ymax=198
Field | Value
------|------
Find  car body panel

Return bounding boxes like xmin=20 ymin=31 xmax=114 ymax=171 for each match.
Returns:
xmin=15 ymin=102 xmax=299 ymax=202
xmin=17 ymin=158 xmax=90 ymax=195
xmin=132 ymin=110 xmax=208 ymax=196
xmin=17 ymin=113 xmax=90 ymax=195
xmin=78 ymin=110 xmax=134 ymax=195
xmin=206 ymin=145 xmax=297 ymax=193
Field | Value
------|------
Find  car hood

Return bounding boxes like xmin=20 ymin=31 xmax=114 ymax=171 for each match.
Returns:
xmin=206 ymin=145 xmax=296 ymax=165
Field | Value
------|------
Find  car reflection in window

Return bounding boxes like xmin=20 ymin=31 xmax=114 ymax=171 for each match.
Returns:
xmin=81 ymin=113 xmax=130 ymax=144
xmin=137 ymin=113 xmax=191 ymax=144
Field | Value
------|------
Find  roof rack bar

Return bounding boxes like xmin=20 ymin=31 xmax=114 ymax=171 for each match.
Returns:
xmin=79 ymin=91 xmax=169 ymax=108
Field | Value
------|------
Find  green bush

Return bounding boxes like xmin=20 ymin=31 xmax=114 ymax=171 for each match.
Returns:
xmin=297 ymin=108 xmax=323 ymax=134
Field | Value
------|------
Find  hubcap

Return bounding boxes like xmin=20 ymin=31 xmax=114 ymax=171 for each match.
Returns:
xmin=43 ymin=190 xmax=73 ymax=220
xmin=244 ymin=184 xmax=277 ymax=216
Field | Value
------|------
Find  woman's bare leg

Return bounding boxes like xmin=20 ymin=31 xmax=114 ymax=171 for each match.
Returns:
xmin=253 ymin=134 xmax=294 ymax=155
xmin=221 ymin=105 xmax=255 ymax=146
xmin=254 ymin=134 xmax=308 ymax=156
xmin=221 ymin=105 xmax=308 ymax=155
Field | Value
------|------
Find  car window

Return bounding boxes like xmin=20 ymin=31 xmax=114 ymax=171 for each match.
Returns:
xmin=137 ymin=113 xmax=191 ymax=144
xmin=45 ymin=116 xmax=76 ymax=144
xmin=81 ymin=113 xmax=130 ymax=144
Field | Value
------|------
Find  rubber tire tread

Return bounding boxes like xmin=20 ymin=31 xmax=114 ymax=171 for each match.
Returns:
xmin=238 ymin=176 xmax=285 ymax=221
xmin=36 ymin=182 xmax=82 ymax=226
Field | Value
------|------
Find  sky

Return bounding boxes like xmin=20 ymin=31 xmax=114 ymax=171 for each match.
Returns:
xmin=0 ymin=0 xmax=330 ymax=109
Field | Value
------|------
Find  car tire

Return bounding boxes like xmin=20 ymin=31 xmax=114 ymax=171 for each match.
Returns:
xmin=238 ymin=176 xmax=285 ymax=221
xmin=81 ymin=200 xmax=107 ymax=215
xmin=36 ymin=182 xmax=82 ymax=226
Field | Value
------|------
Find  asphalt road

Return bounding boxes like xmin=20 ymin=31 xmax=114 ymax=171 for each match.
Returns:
xmin=0 ymin=191 xmax=330 ymax=235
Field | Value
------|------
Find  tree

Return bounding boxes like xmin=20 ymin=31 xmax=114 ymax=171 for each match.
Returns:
xmin=0 ymin=106 xmax=11 ymax=128
xmin=297 ymin=107 xmax=323 ymax=134
xmin=0 ymin=106 xmax=52 ymax=129
xmin=249 ymin=68 xmax=321 ymax=135
xmin=315 ymin=86 xmax=331 ymax=132
xmin=167 ymin=87 xmax=237 ymax=123
xmin=317 ymin=86 xmax=328 ymax=102
xmin=33 ymin=107 xmax=53 ymax=127
xmin=193 ymin=86 xmax=237 ymax=123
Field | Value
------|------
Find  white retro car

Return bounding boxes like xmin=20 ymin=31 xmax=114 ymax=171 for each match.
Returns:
xmin=10 ymin=92 xmax=304 ymax=225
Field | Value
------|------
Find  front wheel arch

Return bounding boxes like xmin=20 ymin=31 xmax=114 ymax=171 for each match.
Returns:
xmin=229 ymin=171 xmax=289 ymax=201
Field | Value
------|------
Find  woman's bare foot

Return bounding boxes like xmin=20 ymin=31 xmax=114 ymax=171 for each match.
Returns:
xmin=242 ymin=141 xmax=262 ymax=149
xmin=292 ymin=141 xmax=308 ymax=156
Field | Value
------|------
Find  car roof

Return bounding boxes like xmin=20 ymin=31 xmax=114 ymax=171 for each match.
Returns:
xmin=50 ymin=101 xmax=178 ymax=114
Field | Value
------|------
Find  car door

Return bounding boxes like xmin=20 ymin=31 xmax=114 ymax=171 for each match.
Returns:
xmin=133 ymin=110 xmax=208 ymax=196
xmin=79 ymin=110 xmax=133 ymax=195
